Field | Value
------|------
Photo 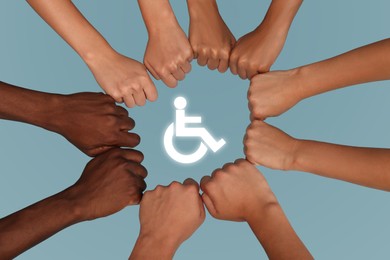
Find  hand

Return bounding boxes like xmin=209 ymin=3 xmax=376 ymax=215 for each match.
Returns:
xmin=188 ymin=0 xmax=236 ymax=72
xmin=139 ymin=0 xmax=193 ymax=88
xmin=86 ymin=51 xmax=158 ymax=107
xmin=131 ymin=179 xmax=205 ymax=259
xmin=244 ymin=121 xmax=299 ymax=170
xmin=69 ymin=148 xmax=147 ymax=221
xmin=248 ymin=69 xmax=303 ymax=120
xmin=51 ymin=92 xmax=140 ymax=157
xmin=200 ymin=159 xmax=277 ymax=222
xmin=230 ymin=23 xmax=288 ymax=80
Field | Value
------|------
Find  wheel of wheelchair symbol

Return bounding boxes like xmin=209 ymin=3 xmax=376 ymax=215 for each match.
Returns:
xmin=164 ymin=123 xmax=208 ymax=164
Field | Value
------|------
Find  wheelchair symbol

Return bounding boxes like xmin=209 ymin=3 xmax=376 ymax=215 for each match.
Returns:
xmin=164 ymin=97 xmax=226 ymax=164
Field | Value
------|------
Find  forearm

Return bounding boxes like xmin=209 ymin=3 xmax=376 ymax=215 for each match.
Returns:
xmin=138 ymin=0 xmax=179 ymax=36
xmin=292 ymin=140 xmax=390 ymax=191
xmin=297 ymin=38 xmax=390 ymax=99
xmin=260 ymin=0 xmax=303 ymax=34
xmin=248 ymin=203 xmax=312 ymax=260
xmin=0 ymin=187 xmax=83 ymax=259
xmin=27 ymin=0 xmax=114 ymax=63
xmin=187 ymin=0 xmax=218 ymax=18
xmin=0 ymin=81 xmax=62 ymax=131
xmin=129 ymin=234 xmax=177 ymax=260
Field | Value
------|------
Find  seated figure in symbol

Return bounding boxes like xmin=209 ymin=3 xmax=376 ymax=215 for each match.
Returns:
xmin=174 ymin=97 xmax=226 ymax=152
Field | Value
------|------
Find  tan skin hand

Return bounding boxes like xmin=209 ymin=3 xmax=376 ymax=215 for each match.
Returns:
xmin=244 ymin=121 xmax=299 ymax=170
xmin=87 ymin=51 xmax=158 ymax=108
xmin=187 ymin=0 xmax=236 ymax=73
xmin=200 ymin=159 xmax=277 ymax=222
xmin=130 ymin=179 xmax=205 ymax=259
xmin=230 ymin=25 xmax=287 ymax=80
xmin=52 ymin=92 xmax=140 ymax=157
xmin=144 ymin=26 xmax=193 ymax=88
xmin=248 ymin=69 xmax=303 ymax=120
xmin=70 ymin=148 xmax=147 ymax=221
xmin=139 ymin=0 xmax=193 ymax=88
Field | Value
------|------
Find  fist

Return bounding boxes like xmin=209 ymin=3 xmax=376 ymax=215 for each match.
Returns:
xmin=200 ymin=159 xmax=277 ymax=222
xmin=138 ymin=179 xmax=205 ymax=248
xmin=244 ymin=121 xmax=299 ymax=170
xmin=54 ymin=92 xmax=140 ymax=157
xmin=248 ymin=70 xmax=303 ymax=120
xmin=70 ymin=148 xmax=147 ymax=221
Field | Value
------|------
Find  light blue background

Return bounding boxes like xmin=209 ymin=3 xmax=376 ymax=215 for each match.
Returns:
xmin=1 ymin=0 xmax=390 ymax=259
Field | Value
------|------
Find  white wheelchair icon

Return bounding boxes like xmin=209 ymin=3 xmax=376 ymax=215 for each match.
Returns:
xmin=164 ymin=97 xmax=226 ymax=164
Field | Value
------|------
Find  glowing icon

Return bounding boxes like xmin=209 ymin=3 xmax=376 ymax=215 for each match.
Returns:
xmin=164 ymin=97 xmax=226 ymax=164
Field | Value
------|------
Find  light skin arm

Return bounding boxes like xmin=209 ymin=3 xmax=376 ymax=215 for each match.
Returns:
xmin=0 ymin=81 xmax=139 ymax=156
xmin=0 ymin=149 xmax=147 ymax=259
xmin=130 ymin=179 xmax=205 ymax=259
xmin=230 ymin=0 xmax=302 ymax=79
xmin=187 ymin=0 xmax=236 ymax=72
xmin=245 ymin=120 xmax=390 ymax=191
xmin=200 ymin=159 xmax=312 ymax=259
xmin=138 ymin=0 xmax=193 ymax=88
xmin=249 ymin=38 xmax=390 ymax=119
xmin=27 ymin=0 xmax=157 ymax=107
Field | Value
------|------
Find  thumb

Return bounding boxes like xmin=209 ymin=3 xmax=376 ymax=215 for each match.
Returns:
xmin=201 ymin=193 xmax=218 ymax=218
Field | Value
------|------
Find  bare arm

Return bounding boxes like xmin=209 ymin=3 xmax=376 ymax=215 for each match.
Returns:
xmin=0 ymin=149 xmax=147 ymax=259
xmin=27 ymin=0 xmax=157 ymax=107
xmin=245 ymin=121 xmax=390 ymax=191
xmin=200 ymin=159 xmax=312 ymax=259
xmin=249 ymin=38 xmax=390 ymax=120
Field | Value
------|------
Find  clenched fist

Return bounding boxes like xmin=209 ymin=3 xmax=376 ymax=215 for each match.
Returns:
xmin=70 ymin=148 xmax=147 ymax=221
xmin=130 ymin=179 xmax=205 ymax=259
xmin=248 ymin=70 xmax=304 ymax=120
xmin=187 ymin=0 xmax=236 ymax=73
xmin=244 ymin=121 xmax=299 ymax=170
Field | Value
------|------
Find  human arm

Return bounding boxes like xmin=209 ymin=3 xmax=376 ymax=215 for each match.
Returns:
xmin=129 ymin=179 xmax=205 ymax=259
xmin=0 ymin=81 xmax=140 ymax=156
xmin=187 ymin=0 xmax=236 ymax=72
xmin=230 ymin=0 xmax=302 ymax=79
xmin=27 ymin=0 xmax=157 ymax=107
xmin=138 ymin=0 xmax=193 ymax=88
xmin=0 ymin=148 xmax=147 ymax=259
xmin=200 ymin=159 xmax=312 ymax=259
xmin=244 ymin=120 xmax=390 ymax=191
xmin=248 ymin=38 xmax=390 ymax=119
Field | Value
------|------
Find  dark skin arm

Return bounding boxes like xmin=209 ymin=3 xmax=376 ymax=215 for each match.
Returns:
xmin=0 ymin=81 xmax=139 ymax=156
xmin=0 ymin=148 xmax=147 ymax=259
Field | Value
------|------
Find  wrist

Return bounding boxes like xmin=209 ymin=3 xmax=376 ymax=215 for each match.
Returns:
xmin=187 ymin=0 xmax=218 ymax=18
xmin=53 ymin=186 xmax=87 ymax=224
xmin=246 ymin=201 xmax=282 ymax=230
xmin=138 ymin=0 xmax=179 ymax=36
xmin=130 ymin=232 xmax=179 ymax=259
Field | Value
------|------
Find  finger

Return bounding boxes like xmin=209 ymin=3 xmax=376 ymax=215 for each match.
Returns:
xmin=218 ymin=58 xmax=229 ymax=73
xmin=197 ymin=50 xmax=208 ymax=66
xmin=119 ymin=116 xmax=135 ymax=130
xmin=123 ymin=95 xmax=136 ymax=108
xmin=207 ymin=58 xmax=219 ymax=70
xmin=128 ymin=191 xmax=143 ymax=205
xmin=247 ymin=68 xmax=259 ymax=80
xmin=200 ymin=175 xmax=212 ymax=192
xmin=183 ymin=178 xmax=200 ymax=191
xmin=161 ymin=74 xmax=178 ymax=88
xmin=211 ymin=168 xmax=222 ymax=178
xmin=120 ymin=148 xmax=144 ymax=163
xmin=128 ymin=162 xmax=148 ymax=178
xmin=180 ymin=62 xmax=192 ymax=74
xmin=145 ymin=62 xmax=160 ymax=80
xmin=115 ymin=106 xmax=129 ymax=117
xmin=238 ymin=65 xmax=248 ymax=80
xmin=202 ymin=193 xmax=218 ymax=217
xmin=172 ymin=68 xmax=185 ymax=81
xmin=132 ymin=91 xmax=147 ymax=107
xmin=229 ymin=56 xmax=238 ymax=75
xmin=118 ymin=132 xmax=141 ymax=148
xmin=143 ymin=79 xmax=158 ymax=102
